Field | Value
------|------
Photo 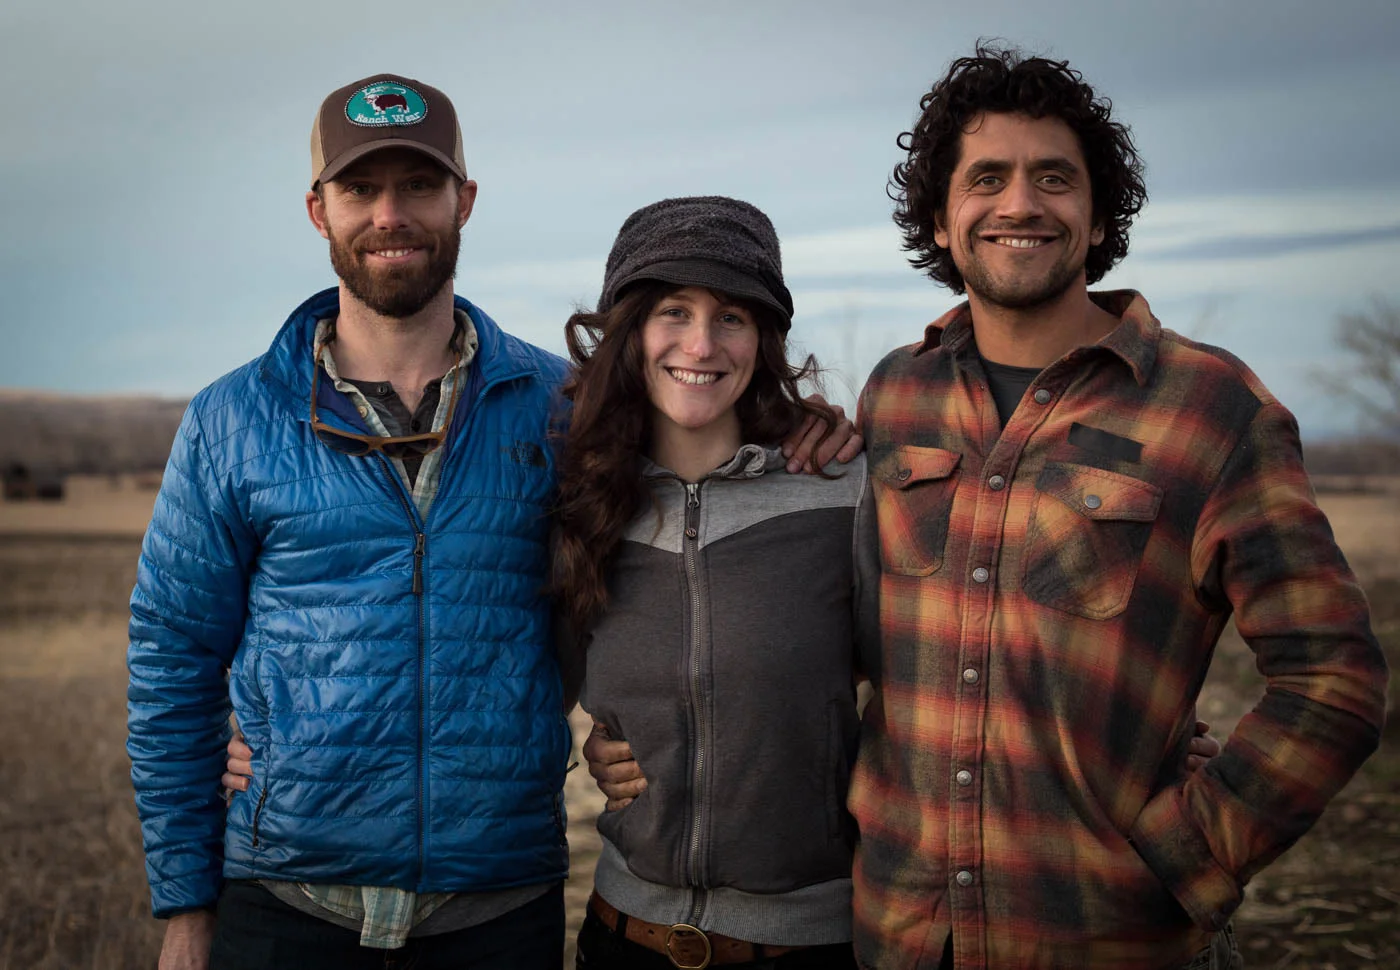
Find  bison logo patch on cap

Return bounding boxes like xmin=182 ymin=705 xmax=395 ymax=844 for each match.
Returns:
xmin=345 ymin=81 xmax=428 ymax=127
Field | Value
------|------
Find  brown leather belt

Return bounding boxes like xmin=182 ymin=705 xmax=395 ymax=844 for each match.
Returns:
xmin=588 ymin=892 xmax=808 ymax=968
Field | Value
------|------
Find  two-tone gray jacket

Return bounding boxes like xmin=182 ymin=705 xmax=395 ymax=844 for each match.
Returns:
xmin=579 ymin=445 xmax=879 ymax=946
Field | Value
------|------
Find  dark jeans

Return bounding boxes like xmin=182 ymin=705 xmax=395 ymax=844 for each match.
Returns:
xmin=575 ymin=910 xmax=858 ymax=969
xmin=1181 ymin=923 xmax=1244 ymax=970
xmin=913 ymin=927 xmax=1241 ymax=970
xmin=208 ymin=880 xmax=564 ymax=970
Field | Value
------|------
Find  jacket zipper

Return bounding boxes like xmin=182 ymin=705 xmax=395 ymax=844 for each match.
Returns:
xmin=251 ymin=786 xmax=269 ymax=848
xmin=682 ymin=481 xmax=711 ymax=925
xmin=379 ymin=455 xmax=429 ymax=886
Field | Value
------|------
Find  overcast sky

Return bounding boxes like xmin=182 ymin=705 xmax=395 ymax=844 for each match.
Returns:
xmin=3 ymin=0 xmax=1398 ymax=436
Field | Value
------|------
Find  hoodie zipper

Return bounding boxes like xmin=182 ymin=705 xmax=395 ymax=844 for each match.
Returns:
xmin=682 ymin=481 xmax=711 ymax=925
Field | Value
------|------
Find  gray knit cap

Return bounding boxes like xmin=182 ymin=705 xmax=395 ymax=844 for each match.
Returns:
xmin=598 ymin=196 xmax=794 ymax=332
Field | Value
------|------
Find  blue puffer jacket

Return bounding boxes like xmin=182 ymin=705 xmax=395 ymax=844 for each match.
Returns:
xmin=127 ymin=288 xmax=572 ymax=918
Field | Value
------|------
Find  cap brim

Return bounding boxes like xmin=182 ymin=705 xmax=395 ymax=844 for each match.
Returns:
xmin=612 ymin=259 xmax=792 ymax=332
xmin=315 ymin=140 xmax=467 ymax=187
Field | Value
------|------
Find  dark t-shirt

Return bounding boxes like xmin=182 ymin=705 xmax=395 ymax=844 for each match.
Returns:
xmin=979 ymin=355 xmax=1043 ymax=427
xmin=343 ymin=378 xmax=443 ymax=487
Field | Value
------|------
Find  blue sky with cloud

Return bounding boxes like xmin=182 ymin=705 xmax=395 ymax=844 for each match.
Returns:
xmin=3 ymin=0 xmax=1398 ymax=437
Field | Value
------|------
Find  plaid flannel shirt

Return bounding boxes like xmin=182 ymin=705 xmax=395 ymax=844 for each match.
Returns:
xmin=851 ymin=291 xmax=1388 ymax=970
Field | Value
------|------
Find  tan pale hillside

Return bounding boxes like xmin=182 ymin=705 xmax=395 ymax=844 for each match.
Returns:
xmin=0 ymin=390 xmax=188 ymax=475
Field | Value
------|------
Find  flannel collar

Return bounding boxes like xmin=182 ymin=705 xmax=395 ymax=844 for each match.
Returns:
xmin=915 ymin=289 xmax=1160 ymax=387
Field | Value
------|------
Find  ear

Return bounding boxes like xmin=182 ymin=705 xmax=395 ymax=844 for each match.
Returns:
xmin=456 ymin=179 xmax=479 ymax=228
xmin=306 ymin=189 xmax=330 ymax=240
xmin=933 ymin=208 xmax=950 ymax=250
xmin=1090 ymin=218 xmax=1105 ymax=247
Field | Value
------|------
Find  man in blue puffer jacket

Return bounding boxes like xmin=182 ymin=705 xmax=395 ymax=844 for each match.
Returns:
xmin=127 ymin=74 xmax=574 ymax=970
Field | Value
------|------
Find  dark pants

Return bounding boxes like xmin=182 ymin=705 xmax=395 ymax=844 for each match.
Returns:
xmin=575 ymin=910 xmax=858 ymax=969
xmin=1181 ymin=923 xmax=1243 ymax=970
xmin=917 ymin=926 xmax=1241 ymax=970
xmin=208 ymin=880 xmax=564 ymax=970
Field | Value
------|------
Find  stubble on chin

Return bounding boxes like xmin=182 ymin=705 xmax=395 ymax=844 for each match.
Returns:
xmin=959 ymin=242 xmax=1083 ymax=312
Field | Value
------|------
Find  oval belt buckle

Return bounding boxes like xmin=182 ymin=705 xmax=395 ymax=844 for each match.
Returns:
xmin=665 ymin=922 xmax=712 ymax=970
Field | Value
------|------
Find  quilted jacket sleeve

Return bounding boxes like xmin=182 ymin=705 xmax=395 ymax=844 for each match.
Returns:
xmin=127 ymin=401 xmax=257 ymax=917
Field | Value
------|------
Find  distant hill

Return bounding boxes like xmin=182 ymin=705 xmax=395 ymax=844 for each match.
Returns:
xmin=0 ymin=388 xmax=1394 ymax=480
xmin=0 ymin=391 xmax=188 ymax=475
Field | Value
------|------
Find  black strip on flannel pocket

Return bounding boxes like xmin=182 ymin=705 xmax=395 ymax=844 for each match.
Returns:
xmin=1068 ymin=422 xmax=1143 ymax=464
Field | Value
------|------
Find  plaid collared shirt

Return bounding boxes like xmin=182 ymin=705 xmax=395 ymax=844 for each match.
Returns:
xmin=314 ymin=313 xmax=478 ymax=520
xmin=851 ymin=290 xmax=1388 ymax=970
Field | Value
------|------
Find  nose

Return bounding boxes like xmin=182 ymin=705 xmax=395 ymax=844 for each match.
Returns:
xmin=995 ymin=172 xmax=1043 ymax=222
xmin=681 ymin=320 xmax=717 ymax=359
xmin=370 ymin=186 xmax=410 ymax=230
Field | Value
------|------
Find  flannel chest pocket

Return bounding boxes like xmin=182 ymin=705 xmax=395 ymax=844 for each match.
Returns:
xmin=872 ymin=446 xmax=961 ymax=576
xmin=1022 ymin=461 xmax=1162 ymax=619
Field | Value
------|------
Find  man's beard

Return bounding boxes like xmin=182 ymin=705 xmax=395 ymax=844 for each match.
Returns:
xmin=328 ymin=223 xmax=460 ymax=318
xmin=959 ymin=233 xmax=1083 ymax=311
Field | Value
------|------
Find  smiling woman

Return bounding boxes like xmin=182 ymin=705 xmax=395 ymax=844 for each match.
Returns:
xmin=640 ymin=287 xmax=760 ymax=481
xmin=550 ymin=196 xmax=874 ymax=969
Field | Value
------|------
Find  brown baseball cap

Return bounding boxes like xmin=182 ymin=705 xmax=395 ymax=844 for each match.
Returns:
xmin=310 ymin=74 xmax=467 ymax=188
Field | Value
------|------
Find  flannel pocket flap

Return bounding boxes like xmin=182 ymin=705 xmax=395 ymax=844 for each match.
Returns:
xmin=1037 ymin=462 xmax=1162 ymax=522
xmin=876 ymin=446 xmax=962 ymax=490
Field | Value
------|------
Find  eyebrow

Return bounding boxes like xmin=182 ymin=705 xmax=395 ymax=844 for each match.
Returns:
xmin=962 ymin=156 xmax=1082 ymax=181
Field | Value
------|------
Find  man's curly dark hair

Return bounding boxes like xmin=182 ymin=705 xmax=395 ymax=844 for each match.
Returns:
xmin=890 ymin=43 xmax=1147 ymax=293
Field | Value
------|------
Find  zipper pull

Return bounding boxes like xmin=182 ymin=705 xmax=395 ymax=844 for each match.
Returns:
xmin=412 ymin=532 xmax=426 ymax=594
xmin=684 ymin=484 xmax=700 ymax=540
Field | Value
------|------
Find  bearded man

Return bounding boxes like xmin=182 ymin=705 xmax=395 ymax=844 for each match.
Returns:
xmin=126 ymin=74 xmax=575 ymax=970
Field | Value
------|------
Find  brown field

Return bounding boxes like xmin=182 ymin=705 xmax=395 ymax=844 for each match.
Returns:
xmin=0 ymin=476 xmax=1396 ymax=969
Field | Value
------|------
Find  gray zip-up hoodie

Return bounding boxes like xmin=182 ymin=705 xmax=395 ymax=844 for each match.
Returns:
xmin=580 ymin=445 xmax=879 ymax=946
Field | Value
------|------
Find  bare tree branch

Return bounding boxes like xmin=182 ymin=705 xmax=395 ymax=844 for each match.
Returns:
xmin=1313 ymin=296 xmax=1400 ymax=441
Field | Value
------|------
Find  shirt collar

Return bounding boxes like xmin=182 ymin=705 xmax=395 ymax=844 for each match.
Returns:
xmin=914 ymin=289 xmax=1159 ymax=386
xmin=314 ymin=309 xmax=480 ymax=378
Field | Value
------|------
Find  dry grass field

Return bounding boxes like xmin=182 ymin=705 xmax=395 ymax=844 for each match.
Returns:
xmin=0 ymin=475 xmax=1395 ymax=968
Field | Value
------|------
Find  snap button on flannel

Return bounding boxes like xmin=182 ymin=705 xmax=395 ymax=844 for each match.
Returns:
xmin=956 ymin=769 xmax=973 ymax=786
xmin=1033 ymin=388 xmax=1052 ymax=405
xmin=988 ymin=474 xmax=1006 ymax=490
xmin=897 ymin=467 xmax=912 ymax=481
xmin=1084 ymin=494 xmax=1103 ymax=510
xmin=973 ymin=567 xmax=990 ymax=584
xmin=962 ymin=668 xmax=979 ymax=684
xmin=956 ymin=870 xmax=974 ymax=887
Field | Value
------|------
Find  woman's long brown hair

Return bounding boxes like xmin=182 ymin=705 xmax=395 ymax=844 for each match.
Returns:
xmin=551 ymin=281 xmax=835 ymax=641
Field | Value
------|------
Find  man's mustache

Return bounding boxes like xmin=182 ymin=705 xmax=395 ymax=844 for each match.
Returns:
xmin=352 ymin=233 xmax=435 ymax=254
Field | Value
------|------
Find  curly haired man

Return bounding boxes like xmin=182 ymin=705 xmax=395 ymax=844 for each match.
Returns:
xmin=850 ymin=45 xmax=1389 ymax=970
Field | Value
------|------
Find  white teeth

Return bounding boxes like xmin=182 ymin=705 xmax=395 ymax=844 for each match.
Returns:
xmin=994 ymin=237 xmax=1047 ymax=249
xmin=667 ymin=368 xmax=719 ymax=386
xmin=373 ymin=248 xmax=414 ymax=257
